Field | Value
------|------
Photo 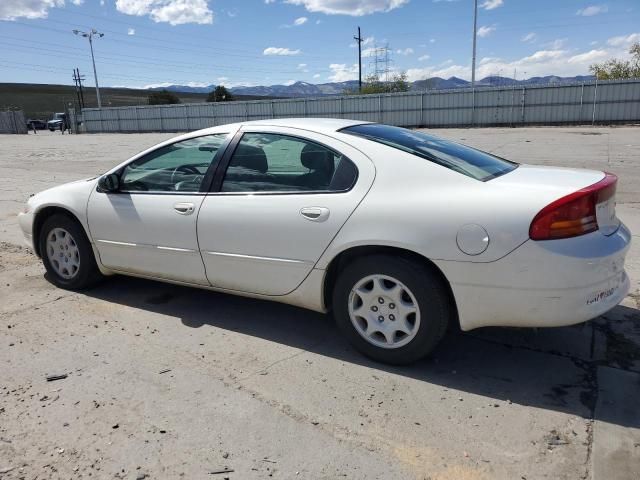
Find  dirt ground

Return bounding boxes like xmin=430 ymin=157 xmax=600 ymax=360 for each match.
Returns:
xmin=1 ymin=127 xmax=639 ymax=480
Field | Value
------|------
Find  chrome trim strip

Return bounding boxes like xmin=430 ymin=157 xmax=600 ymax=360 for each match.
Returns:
xmin=157 ymin=246 xmax=195 ymax=253
xmin=97 ymin=239 xmax=137 ymax=247
xmin=97 ymin=240 xmax=195 ymax=253
xmin=204 ymin=251 xmax=313 ymax=266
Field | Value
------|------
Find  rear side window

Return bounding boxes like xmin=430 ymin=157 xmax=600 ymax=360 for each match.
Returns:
xmin=221 ymin=133 xmax=358 ymax=193
xmin=342 ymin=124 xmax=517 ymax=181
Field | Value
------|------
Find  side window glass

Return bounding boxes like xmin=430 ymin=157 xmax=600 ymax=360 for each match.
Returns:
xmin=120 ymin=134 xmax=227 ymax=192
xmin=221 ymin=133 xmax=357 ymax=193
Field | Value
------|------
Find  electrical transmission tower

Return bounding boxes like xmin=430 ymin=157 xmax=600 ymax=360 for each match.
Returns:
xmin=368 ymin=43 xmax=392 ymax=83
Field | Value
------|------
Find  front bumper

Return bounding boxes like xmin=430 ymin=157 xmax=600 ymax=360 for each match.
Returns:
xmin=436 ymin=223 xmax=632 ymax=331
xmin=18 ymin=211 xmax=35 ymax=251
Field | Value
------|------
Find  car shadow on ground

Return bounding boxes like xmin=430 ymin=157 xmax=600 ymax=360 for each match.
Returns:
xmin=79 ymin=274 xmax=640 ymax=429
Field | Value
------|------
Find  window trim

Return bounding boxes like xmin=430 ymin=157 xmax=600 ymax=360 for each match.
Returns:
xmin=209 ymin=130 xmax=359 ymax=196
xmin=99 ymin=133 xmax=232 ymax=196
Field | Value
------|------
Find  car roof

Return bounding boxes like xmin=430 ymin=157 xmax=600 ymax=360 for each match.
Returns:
xmin=190 ymin=118 xmax=371 ymax=137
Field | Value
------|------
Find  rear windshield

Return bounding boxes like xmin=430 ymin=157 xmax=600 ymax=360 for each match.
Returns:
xmin=342 ymin=124 xmax=517 ymax=181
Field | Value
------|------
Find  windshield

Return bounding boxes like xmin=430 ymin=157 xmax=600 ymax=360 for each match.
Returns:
xmin=342 ymin=124 xmax=517 ymax=181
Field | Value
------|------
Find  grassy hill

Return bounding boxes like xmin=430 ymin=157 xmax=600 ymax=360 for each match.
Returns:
xmin=0 ymin=83 xmax=271 ymax=120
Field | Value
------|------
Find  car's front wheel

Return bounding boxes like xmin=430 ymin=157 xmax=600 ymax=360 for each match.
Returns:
xmin=333 ymin=255 xmax=451 ymax=365
xmin=39 ymin=214 xmax=103 ymax=290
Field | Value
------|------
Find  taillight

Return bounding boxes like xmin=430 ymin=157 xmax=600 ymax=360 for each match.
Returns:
xmin=529 ymin=173 xmax=617 ymax=240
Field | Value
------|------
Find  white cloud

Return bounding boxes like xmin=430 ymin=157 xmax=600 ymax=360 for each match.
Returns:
xmin=127 ymin=27 xmax=136 ymax=35
xmin=285 ymin=0 xmax=409 ymax=16
xmin=293 ymin=16 xmax=308 ymax=25
xmin=217 ymin=76 xmax=229 ymax=82
xmin=100 ymin=0 xmax=105 ymax=5
xmin=0 ymin=0 xmax=64 ymax=20
xmin=71 ymin=0 xmax=84 ymax=5
xmin=263 ymin=47 xmax=302 ymax=55
xmin=521 ymin=32 xmax=536 ymax=43
xmin=480 ymin=0 xmax=503 ymax=10
xmin=567 ymin=49 xmax=610 ymax=64
xmin=328 ymin=63 xmax=358 ymax=82
xmin=264 ymin=0 xmax=276 ymax=3
xmin=396 ymin=47 xmax=414 ymax=56
xmin=545 ymin=38 xmax=568 ymax=49
xmin=115 ymin=0 xmax=214 ymax=25
xmin=477 ymin=25 xmax=495 ymax=37
xmin=313 ymin=73 xmax=321 ymax=78
xmin=350 ymin=35 xmax=374 ymax=48
xmin=297 ymin=63 xmax=309 ymax=72
xmin=607 ymin=32 xmax=640 ymax=47
xmin=577 ymin=4 xmax=608 ymax=16
xmin=418 ymin=54 xmax=430 ymax=61
xmin=284 ymin=79 xmax=296 ymax=86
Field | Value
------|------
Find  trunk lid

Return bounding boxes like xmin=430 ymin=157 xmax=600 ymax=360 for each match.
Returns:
xmin=493 ymin=164 xmax=619 ymax=237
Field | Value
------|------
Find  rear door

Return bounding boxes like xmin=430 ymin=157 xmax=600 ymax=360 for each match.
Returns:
xmin=197 ymin=126 xmax=375 ymax=295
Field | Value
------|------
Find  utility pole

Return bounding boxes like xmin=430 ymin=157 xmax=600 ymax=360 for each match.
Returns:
xmin=354 ymin=27 xmax=363 ymax=92
xmin=77 ymin=68 xmax=86 ymax=108
xmin=73 ymin=29 xmax=104 ymax=108
xmin=72 ymin=68 xmax=86 ymax=109
xmin=471 ymin=0 xmax=478 ymax=88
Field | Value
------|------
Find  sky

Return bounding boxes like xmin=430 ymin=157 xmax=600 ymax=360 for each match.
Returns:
xmin=1 ymin=0 xmax=639 ymax=89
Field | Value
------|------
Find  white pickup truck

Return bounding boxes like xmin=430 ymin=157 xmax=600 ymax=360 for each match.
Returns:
xmin=47 ymin=112 xmax=68 ymax=131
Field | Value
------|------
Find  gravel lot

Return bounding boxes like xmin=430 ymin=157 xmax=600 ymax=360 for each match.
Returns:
xmin=1 ymin=127 xmax=639 ymax=480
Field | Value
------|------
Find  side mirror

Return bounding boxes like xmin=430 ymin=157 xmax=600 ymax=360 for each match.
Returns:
xmin=98 ymin=173 xmax=121 ymax=193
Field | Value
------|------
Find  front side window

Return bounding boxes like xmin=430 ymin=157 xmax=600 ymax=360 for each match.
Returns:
xmin=221 ymin=133 xmax=357 ymax=193
xmin=120 ymin=134 xmax=227 ymax=192
xmin=342 ymin=124 xmax=517 ymax=181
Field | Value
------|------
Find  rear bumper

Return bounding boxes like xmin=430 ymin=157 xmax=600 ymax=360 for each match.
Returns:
xmin=436 ymin=223 xmax=632 ymax=331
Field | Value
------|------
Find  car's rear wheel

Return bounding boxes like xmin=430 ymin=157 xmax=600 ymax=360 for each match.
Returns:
xmin=39 ymin=214 xmax=103 ymax=290
xmin=333 ymin=254 xmax=450 ymax=365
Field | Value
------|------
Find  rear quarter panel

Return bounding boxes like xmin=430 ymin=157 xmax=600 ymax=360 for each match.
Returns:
xmin=317 ymin=135 xmax=606 ymax=266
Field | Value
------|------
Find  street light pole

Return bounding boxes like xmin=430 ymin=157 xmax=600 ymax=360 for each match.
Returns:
xmin=73 ymin=29 xmax=104 ymax=109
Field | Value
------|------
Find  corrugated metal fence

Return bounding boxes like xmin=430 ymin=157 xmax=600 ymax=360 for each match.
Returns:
xmin=0 ymin=110 xmax=27 ymax=134
xmin=81 ymin=78 xmax=640 ymax=133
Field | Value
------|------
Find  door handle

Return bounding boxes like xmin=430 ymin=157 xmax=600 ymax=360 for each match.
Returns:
xmin=300 ymin=207 xmax=330 ymax=222
xmin=174 ymin=202 xmax=195 ymax=215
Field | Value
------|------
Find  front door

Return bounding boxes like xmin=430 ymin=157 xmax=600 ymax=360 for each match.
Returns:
xmin=87 ymin=134 xmax=228 ymax=284
xmin=197 ymin=127 xmax=375 ymax=295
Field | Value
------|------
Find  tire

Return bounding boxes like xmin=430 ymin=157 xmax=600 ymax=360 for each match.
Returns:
xmin=332 ymin=254 xmax=451 ymax=365
xmin=39 ymin=214 xmax=103 ymax=290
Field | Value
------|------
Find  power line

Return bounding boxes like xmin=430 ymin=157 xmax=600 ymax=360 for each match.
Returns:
xmin=0 ymin=39 xmax=332 ymax=77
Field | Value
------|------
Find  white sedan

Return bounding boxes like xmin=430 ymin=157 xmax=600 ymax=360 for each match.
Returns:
xmin=18 ymin=119 xmax=631 ymax=364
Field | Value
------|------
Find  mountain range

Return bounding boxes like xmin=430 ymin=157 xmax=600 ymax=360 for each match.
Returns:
xmin=151 ymin=75 xmax=596 ymax=98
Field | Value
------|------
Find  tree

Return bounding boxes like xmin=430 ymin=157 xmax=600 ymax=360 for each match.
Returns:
xmin=147 ymin=90 xmax=181 ymax=105
xmin=346 ymin=72 xmax=411 ymax=95
xmin=207 ymin=85 xmax=234 ymax=102
xmin=590 ymin=42 xmax=640 ymax=80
